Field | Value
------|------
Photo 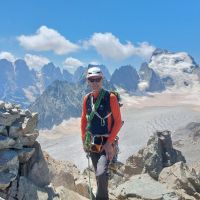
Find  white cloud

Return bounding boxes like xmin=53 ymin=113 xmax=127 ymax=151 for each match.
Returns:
xmin=84 ymin=32 xmax=155 ymax=60
xmin=0 ymin=51 xmax=15 ymax=62
xmin=23 ymin=86 xmax=38 ymax=102
xmin=89 ymin=61 xmax=99 ymax=65
xmin=134 ymin=42 xmax=156 ymax=58
xmin=63 ymin=57 xmax=84 ymax=73
xmin=17 ymin=26 xmax=80 ymax=55
xmin=138 ymin=81 xmax=149 ymax=91
xmin=24 ymin=54 xmax=50 ymax=70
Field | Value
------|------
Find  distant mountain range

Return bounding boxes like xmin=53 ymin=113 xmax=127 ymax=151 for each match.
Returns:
xmin=0 ymin=48 xmax=200 ymax=129
xmin=29 ymin=78 xmax=114 ymax=129
xmin=0 ymin=59 xmax=86 ymax=107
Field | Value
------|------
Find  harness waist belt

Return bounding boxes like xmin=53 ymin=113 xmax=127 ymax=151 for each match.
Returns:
xmin=91 ymin=134 xmax=109 ymax=137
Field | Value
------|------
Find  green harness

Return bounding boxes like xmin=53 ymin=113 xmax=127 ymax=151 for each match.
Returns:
xmin=84 ymin=89 xmax=106 ymax=152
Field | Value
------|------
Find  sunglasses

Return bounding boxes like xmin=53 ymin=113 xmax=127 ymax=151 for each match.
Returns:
xmin=88 ymin=77 xmax=102 ymax=83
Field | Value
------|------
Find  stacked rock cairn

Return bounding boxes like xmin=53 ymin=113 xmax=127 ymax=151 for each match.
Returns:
xmin=0 ymin=101 xmax=38 ymax=199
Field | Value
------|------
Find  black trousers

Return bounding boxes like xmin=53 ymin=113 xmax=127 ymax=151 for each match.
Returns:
xmin=90 ymin=151 xmax=109 ymax=200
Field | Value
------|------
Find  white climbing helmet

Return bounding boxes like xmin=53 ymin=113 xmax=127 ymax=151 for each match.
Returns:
xmin=86 ymin=67 xmax=103 ymax=78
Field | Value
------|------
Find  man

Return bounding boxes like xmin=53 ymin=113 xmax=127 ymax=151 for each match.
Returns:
xmin=81 ymin=66 xmax=122 ymax=200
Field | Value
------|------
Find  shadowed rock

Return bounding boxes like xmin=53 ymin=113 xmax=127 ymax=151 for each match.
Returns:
xmin=159 ymin=161 xmax=200 ymax=198
xmin=0 ymin=150 xmax=19 ymax=175
xmin=122 ymin=130 xmax=186 ymax=180
xmin=0 ymin=112 xmax=20 ymax=126
xmin=114 ymin=174 xmax=179 ymax=200
xmin=19 ymin=131 xmax=39 ymax=146
xmin=16 ymin=148 xmax=35 ymax=163
xmin=0 ymin=136 xmax=15 ymax=149
xmin=0 ymin=172 xmax=16 ymax=190
xmin=17 ymin=176 xmax=49 ymax=200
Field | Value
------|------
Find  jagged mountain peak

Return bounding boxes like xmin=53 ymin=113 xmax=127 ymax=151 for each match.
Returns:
xmin=42 ymin=62 xmax=56 ymax=71
xmin=152 ymin=48 xmax=169 ymax=57
xmin=29 ymin=80 xmax=84 ymax=129
xmin=74 ymin=66 xmax=87 ymax=82
xmin=62 ymin=69 xmax=73 ymax=83
xmin=14 ymin=58 xmax=27 ymax=65
xmin=150 ymin=49 xmax=197 ymax=71
xmin=139 ymin=62 xmax=149 ymax=71
xmin=149 ymin=49 xmax=199 ymax=89
xmin=110 ymin=65 xmax=139 ymax=92
xmin=1 ymin=48 xmax=200 ymax=112
xmin=139 ymin=62 xmax=165 ymax=92
xmin=0 ymin=58 xmax=13 ymax=68
xmin=14 ymin=59 xmax=30 ymax=72
xmin=118 ymin=64 xmax=134 ymax=69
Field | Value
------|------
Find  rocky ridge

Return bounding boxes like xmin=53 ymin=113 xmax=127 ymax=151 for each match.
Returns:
xmin=0 ymin=101 xmax=88 ymax=200
xmin=78 ymin=130 xmax=200 ymax=200
xmin=1 ymin=101 xmax=200 ymax=200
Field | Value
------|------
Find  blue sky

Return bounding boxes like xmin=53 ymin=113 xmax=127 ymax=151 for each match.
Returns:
xmin=0 ymin=0 xmax=199 ymax=73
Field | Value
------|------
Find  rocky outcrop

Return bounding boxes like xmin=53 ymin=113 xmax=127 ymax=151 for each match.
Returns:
xmin=74 ymin=129 xmax=199 ymax=200
xmin=159 ymin=161 xmax=200 ymax=199
xmin=190 ymin=161 xmax=200 ymax=177
xmin=121 ymin=130 xmax=186 ymax=180
xmin=114 ymin=173 xmax=179 ymax=200
xmin=0 ymin=101 xmax=89 ymax=200
xmin=185 ymin=122 xmax=200 ymax=141
xmin=108 ymin=130 xmax=200 ymax=200
xmin=0 ymin=102 xmax=39 ymax=198
xmin=1 ymin=103 xmax=200 ymax=200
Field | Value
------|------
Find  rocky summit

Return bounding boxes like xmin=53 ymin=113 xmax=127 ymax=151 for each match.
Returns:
xmin=0 ymin=101 xmax=89 ymax=200
xmin=1 ymin=101 xmax=200 ymax=200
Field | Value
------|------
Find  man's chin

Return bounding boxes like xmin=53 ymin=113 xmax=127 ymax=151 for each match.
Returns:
xmin=92 ymin=88 xmax=101 ymax=92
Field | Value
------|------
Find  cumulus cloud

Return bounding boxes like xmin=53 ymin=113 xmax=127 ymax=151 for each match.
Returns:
xmin=17 ymin=26 xmax=79 ymax=55
xmin=138 ymin=81 xmax=149 ymax=91
xmin=24 ymin=54 xmax=50 ymax=70
xmin=89 ymin=61 xmax=99 ymax=65
xmin=134 ymin=42 xmax=156 ymax=58
xmin=63 ymin=57 xmax=84 ymax=73
xmin=84 ymin=32 xmax=155 ymax=60
xmin=0 ymin=51 xmax=15 ymax=62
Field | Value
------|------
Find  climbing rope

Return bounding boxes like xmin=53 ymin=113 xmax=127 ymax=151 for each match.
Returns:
xmin=87 ymin=153 xmax=93 ymax=200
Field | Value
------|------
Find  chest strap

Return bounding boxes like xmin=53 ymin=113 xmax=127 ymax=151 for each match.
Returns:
xmin=94 ymin=112 xmax=111 ymax=126
xmin=90 ymin=93 xmax=112 ymax=126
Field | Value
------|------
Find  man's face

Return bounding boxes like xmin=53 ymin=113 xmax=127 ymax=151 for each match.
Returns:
xmin=87 ymin=76 xmax=103 ymax=92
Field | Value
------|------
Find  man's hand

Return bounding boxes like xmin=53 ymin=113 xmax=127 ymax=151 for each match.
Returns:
xmin=102 ymin=141 xmax=114 ymax=161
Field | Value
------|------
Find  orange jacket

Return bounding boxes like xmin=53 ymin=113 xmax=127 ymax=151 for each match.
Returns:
xmin=81 ymin=91 xmax=122 ymax=144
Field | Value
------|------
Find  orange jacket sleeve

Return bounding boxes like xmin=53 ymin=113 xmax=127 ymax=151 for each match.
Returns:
xmin=107 ymin=93 xmax=122 ymax=144
xmin=81 ymin=95 xmax=88 ymax=142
